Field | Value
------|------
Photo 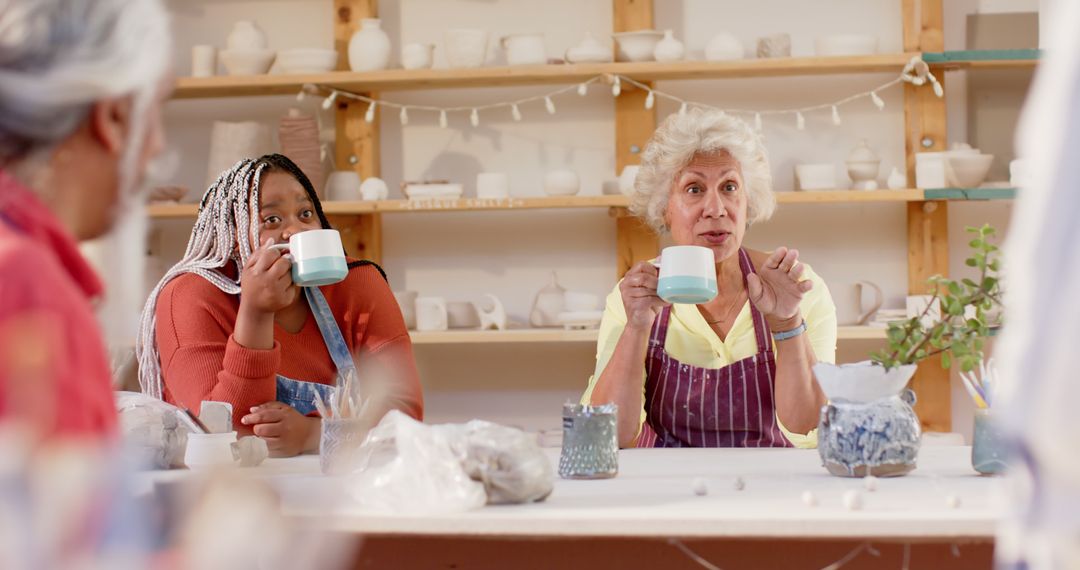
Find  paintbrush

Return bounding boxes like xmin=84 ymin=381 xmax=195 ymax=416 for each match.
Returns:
xmin=181 ymin=407 xmax=212 ymax=433
xmin=959 ymin=372 xmax=988 ymax=409
xmin=313 ymin=390 xmax=331 ymax=419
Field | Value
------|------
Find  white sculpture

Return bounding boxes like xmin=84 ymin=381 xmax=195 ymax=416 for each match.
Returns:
xmin=478 ymin=294 xmax=507 ymax=331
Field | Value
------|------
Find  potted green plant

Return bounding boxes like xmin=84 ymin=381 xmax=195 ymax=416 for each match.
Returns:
xmin=813 ymin=224 xmax=1002 ymax=477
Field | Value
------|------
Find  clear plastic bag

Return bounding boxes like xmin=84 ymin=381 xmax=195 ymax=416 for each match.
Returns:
xmin=348 ymin=411 xmax=553 ymax=514
xmin=115 ymin=391 xmax=190 ymax=469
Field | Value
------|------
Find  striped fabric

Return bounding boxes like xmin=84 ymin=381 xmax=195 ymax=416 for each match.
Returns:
xmin=636 ymin=248 xmax=792 ymax=448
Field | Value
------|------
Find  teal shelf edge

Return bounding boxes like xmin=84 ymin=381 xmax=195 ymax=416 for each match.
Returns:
xmin=923 ymin=49 xmax=1042 ymax=62
xmin=924 ymin=188 xmax=1017 ymax=200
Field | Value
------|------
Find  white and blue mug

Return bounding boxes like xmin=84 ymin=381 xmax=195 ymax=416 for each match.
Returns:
xmin=270 ymin=229 xmax=348 ymax=287
xmin=655 ymin=245 xmax=717 ymax=304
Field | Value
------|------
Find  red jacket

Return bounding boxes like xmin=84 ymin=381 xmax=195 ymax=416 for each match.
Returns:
xmin=0 ymin=170 xmax=117 ymax=438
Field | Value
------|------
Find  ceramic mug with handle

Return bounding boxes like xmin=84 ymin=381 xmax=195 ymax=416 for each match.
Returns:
xmin=269 ymin=229 xmax=348 ymax=287
xmin=655 ymin=245 xmax=717 ymax=304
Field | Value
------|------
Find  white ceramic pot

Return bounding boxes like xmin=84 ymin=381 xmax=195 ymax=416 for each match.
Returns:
xmin=612 ymin=30 xmax=663 ymax=62
xmin=226 ymin=21 xmax=268 ymax=51
xmin=401 ymin=43 xmax=435 ymax=70
xmin=191 ymin=45 xmax=217 ymax=77
xmin=544 ymin=170 xmax=580 ymax=196
xmin=393 ymin=291 xmax=418 ymax=330
xmin=705 ymin=32 xmax=743 ymax=60
xmin=502 ymin=33 xmax=546 ymax=66
xmin=445 ymin=29 xmax=489 ymax=68
xmin=348 ymin=18 xmax=391 ymax=72
xmin=476 ymin=172 xmax=509 ymax=199
xmin=416 ymin=297 xmax=448 ymax=332
xmin=653 ymin=30 xmax=685 ymax=62
xmin=185 ymin=432 xmax=238 ymax=469
xmin=447 ymin=301 xmax=481 ymax=329
xmin=618 ymin=165 xmax=640 ymax=196
xmin=325 ymin=171 xmax=361 ymax=201
xmin=277 ymin=48 xmax=338 ymax=74
xmin=915 ymin=152 xmax=946 ymax=188
xmin=565 ymin=33 xmax=612 ymax=63
xmin=795 ymin=163 xmax=837 ymax=191
xmin=564 ymin=291 xmax=600 ymax=312
xmin=944 ymin=154 xmax=994 ymax=187
xmin=360 ymin=177 xmax=389 ymax=200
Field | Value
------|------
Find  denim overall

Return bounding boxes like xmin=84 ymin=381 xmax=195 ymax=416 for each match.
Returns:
xmin=274 ymin=287 xmax=356 ymax=415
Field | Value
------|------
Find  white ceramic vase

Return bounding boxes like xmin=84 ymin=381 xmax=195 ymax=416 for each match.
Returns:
xmin=227 ymin=21 xmax=268 ymax=51
xmin=653 ymin=30 xmax=684 ymax=62
xmin=349 ymin=18 xmax=391 ymax=72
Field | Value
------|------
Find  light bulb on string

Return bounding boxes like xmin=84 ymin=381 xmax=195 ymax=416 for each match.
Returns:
xmin=470 ymin=108 xmax=479 ymax=127
xmin=511 ymin=104 xmax=522 ymax=121
xmin=321 ymin=91 xmax=338 ymax=111
xmin=796 ymin=111 xmax=805 ymax=131
xmin=678 ymin=102 xmax=688 ymax=117
xmin=544 ymin=96 xmax=556 ymax=114
xmin=399 ymin=106 xmax=409 ymax=125
xmin=831 ymin=105 xmax=842 ymax=126
xmin=577 ymin=82 xmax=588 ymax=96
xmin=645 ymin=90 xmax=655 ymax=110
xmin=754 ymin=113 xmax=763 ymax=132
xmin=365 ymin=101 xmax=377 ymax=123
xmin=930 ymin=75 xmax=944 ymax=98
xmin=296 ymin=90 xmax=307 ymax=103
xmin=439 ymin=109 xmax=448 ymax=129
xmin=871 ymin=91 xmax=885 ymax=110
xmin=612 ymin=76 xmax=621 ymax=97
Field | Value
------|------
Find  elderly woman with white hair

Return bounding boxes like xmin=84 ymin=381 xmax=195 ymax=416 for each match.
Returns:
xmin=0 ymin=0 xmax=172 ymax=438
xmin=583 ymin=108 xmax=837 ymax=448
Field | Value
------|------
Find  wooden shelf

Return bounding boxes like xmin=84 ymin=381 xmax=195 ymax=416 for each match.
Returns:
xmin=409 ymin=326 xmax=884 ymax=345
xmin=924 ymin=49 xmax=1040 ymax=70
xmin=172 ymin=54 xmax=919 ymax=99
xmin=923 ymin=187 xmax=1017 ymax=200
xmin=776 ymin=189 xmax=924 ymax=203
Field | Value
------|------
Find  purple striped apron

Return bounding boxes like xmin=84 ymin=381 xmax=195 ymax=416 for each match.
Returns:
xmin=636 ymin=248 xmax=792 ymax=448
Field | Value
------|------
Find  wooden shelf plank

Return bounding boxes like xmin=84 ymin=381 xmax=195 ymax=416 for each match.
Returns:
xmin=409 ymin=326 xmax=884 ymax=345
xmin=172 ymin=54 xmax=918 ymax=99
xmin=776 ymin=189 xmax=925 ymax=203
xmin=925 ymin=49 xmax=1040 ymax=70
xmin=923 ymin=187 xmax=1017 ymax=200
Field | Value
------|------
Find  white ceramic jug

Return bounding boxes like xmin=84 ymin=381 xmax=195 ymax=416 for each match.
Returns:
xmin=349 ymin=18 xmax=391 ymax=72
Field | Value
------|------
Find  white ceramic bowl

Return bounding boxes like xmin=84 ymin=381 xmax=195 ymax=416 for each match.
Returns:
xmin=795 ymin=163 xmax=837 ymax=191
xmin=612 ymin=30 xmax=663 ymax=62
xmin=544 ymin=170 xmax=580 ymax=196
xmin=220 ymin=49 xmax=276 ymax=76
xmin=277 ymin=48 xmax=338 ymax=74
xmin=814 ymin=34 xmax=878 ymax=57
xmin=945 ymin=154 xmax=994 ymax=187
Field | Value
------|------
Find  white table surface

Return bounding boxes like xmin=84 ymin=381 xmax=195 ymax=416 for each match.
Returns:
xmin=138 ymin=446 xmax=1004 ymax=540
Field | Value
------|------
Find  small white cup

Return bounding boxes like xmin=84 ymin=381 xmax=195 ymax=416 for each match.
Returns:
xmin=476 ymin=172 xmax=509 ymax=199
xmin=416 ymin=297 xmax=448 ymax=331
xmin=191 ymin=45 xmax=217 ymax=78
xmin=269 ymin=229 xmax=348 ymax=287
xmin=185 ymin=431 xmax=237 ymax=469
xmin=656 ymin=246 xmax=717 ymax=304
xmin=401 ymin=43 xmax=435 ymax=70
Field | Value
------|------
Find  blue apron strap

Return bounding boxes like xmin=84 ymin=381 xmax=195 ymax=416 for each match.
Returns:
xmin=303 ymin=286 xmax=357 ymax=380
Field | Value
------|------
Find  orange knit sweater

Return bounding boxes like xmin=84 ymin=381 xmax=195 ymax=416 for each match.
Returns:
xmin=154 ymin=262 xmax=423 ymax=428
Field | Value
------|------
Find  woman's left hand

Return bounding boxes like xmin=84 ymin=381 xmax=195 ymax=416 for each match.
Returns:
xmin=241 ymin=401 xmax=319 ymax=457
xmin=747 ymin=247 xmax=814 ymax=327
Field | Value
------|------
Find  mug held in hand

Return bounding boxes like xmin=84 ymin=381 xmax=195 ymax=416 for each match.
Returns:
xmin=655 ymin=245 xmax=717 ymax=304
xmin=269 ymin=229 xmax=348 ymax=286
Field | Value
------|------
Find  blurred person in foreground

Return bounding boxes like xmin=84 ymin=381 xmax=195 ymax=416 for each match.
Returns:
xmin=0 ymin=0 xmax=172 ymax=439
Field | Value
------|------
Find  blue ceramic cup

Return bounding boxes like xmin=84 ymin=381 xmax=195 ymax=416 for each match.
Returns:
xmin=270 ymin=229 xmax=348 ymax=287
xmin=656 ymin=245 xmax=717 ymax=304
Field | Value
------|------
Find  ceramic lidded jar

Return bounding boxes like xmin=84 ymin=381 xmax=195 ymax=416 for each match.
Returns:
xmin=847 ymin=139 xmax=881 ymax=190
xmin=653 ymin=30 xmax=685 ymax=62
xmin=813 ymin=362 xmax=921 ymax=477
xmin=227 ymin=21 xmax=268 ymax=50
xmin=530 ymin=272 xmax=566 ymax=327
xmin=348 ymin=18 xmax=391 ymax=72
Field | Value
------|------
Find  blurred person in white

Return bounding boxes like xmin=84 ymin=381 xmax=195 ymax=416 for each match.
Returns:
xmin=994 ymin=0 xmax=1080 ymax=567
xmin=0 ymin=0 xmax=171 ymax=438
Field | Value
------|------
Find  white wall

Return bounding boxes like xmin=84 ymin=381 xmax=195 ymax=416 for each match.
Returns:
xmin=157 ymin=0 xmax=1023 ymax=437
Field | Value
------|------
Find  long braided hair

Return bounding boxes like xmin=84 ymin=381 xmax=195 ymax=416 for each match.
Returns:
xmin=136 ymin=153 xmax=347 ymax=399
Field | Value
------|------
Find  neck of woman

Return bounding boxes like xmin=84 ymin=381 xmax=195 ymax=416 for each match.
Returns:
xmin=714 ymin=251 xmax=745 ymax=296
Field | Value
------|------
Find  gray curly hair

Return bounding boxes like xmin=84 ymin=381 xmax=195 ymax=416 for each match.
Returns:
xmin=630 ymin=108 xmax=775 ymax=234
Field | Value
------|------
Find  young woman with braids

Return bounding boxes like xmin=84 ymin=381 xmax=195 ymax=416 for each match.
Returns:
xmin=137 ymin=154 xmax=423 ymax=456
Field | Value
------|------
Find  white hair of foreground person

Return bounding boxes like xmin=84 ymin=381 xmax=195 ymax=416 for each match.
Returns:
xmin=994 ymin=0 xmax=1080 ymax=567
xmin=630 ymin=108 xmax=775 ymax=235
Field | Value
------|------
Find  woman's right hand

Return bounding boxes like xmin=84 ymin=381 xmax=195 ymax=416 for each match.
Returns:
xmin=240 ymin=238 xmax=298 ymax=316
xmin=620 ymin=261 xmax=669 ymax=330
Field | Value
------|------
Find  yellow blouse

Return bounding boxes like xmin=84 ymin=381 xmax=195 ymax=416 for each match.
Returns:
xmin=580 ymin=261 xmax=837 ymax=448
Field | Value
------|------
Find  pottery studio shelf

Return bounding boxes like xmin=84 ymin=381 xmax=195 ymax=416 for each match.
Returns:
xmin=171 ymin=54 xmax=919 ymax=99
xmin=408 ymin=325 xmax=886 ymax=345
xmin=923 ymin=49 xmax=1041 ymax=70
xmin=146 ymin=188 xmax=1019 ymax=219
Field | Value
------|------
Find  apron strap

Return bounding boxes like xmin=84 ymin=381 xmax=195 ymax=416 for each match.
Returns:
xmin=303 ymin=286 xmax=357 ymax=382
xmin=737 ymin=248 xmax=773 ymax=355
xmin=648 ymin=305 xmax=674 ymax=348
